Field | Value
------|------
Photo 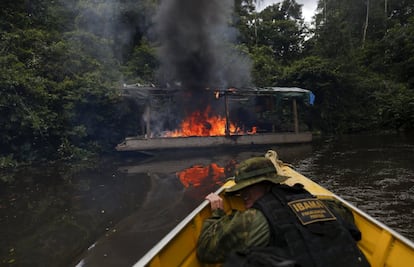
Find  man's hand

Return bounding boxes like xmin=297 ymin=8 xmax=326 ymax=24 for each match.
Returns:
xmin=205 ymin=193 xmax=224 ymax=211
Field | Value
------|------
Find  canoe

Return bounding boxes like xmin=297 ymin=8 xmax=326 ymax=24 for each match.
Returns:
xmin=133 ymin=155 xmax=414 ymax=267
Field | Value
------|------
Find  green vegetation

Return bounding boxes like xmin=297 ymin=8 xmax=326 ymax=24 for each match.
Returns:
xmin=1 ymin=0 xmax=413 ymax=166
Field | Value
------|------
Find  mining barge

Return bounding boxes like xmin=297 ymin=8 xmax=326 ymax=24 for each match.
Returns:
xmin=116 ymin=85 xmax=315 ymax=152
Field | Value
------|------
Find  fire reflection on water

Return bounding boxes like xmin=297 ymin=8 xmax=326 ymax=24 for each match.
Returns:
xmin=177 ymin=163 xmax=225 ymax=188
xmin=176 ymin=160 xmax=237 ymax=202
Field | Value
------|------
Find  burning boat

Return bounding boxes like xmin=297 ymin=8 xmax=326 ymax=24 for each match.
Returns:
xmin=116 ymin=85 xmax=314 ymax=152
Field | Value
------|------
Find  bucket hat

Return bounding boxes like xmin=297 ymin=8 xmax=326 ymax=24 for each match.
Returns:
xmin=226 ymin=157 xmax=288 ymax=193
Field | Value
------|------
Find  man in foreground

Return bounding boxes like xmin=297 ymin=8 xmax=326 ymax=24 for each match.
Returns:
xmin=196 ymin=153 xmax=370 ymax=267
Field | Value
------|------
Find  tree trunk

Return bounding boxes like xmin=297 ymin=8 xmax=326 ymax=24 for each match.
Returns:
xmin=362 ymin=0 xmax=369 ymax=47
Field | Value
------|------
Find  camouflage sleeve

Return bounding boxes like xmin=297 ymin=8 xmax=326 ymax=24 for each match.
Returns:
xmin=196 ymin=208 xmax=270 ymax=263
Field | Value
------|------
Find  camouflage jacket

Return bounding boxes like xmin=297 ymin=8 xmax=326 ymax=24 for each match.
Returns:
xmin=196 ymin=208 xmax=270 ymax=263
xmin=196 ymin=199 xmax=358 ymax=264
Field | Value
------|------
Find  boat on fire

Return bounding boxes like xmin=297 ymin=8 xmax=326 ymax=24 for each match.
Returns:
xmin=133 ymin=152 xmax=414 ymax=267
xmin=116 ymin=86 xmax=314 ymax=152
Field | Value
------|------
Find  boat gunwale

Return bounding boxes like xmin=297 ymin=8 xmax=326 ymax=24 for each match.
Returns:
xmin=132 ymin=184 xmax=229 ymax=267
xmin=319 ymin=193 xmax=414 ymax=249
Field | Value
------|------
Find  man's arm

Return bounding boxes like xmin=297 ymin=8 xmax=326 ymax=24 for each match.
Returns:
xmin=196 ymin=194 xmax=270 ymax=263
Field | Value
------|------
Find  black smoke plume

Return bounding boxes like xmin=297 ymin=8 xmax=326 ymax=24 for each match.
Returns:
xmin=154 ymin=0 xmax=252 ymax=92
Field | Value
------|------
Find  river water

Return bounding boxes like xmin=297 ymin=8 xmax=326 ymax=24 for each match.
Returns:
xmin=0 ymin=133 xmax=413 ymax=266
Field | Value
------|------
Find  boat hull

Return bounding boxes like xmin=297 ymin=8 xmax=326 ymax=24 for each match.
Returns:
xmin=116 ymin=132 xmax=312 ymax=151
xmin=134 ymin=164 xmax=414 ymax=267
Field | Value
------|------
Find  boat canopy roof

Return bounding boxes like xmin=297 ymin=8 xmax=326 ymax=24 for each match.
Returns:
xmin=226 ymin=87 xmax=315 ymax=105
xmin=120 ymin=84 xmax=315 ymax=105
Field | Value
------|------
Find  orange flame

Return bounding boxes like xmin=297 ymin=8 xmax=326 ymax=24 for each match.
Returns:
xmin=248 ymin=126 xmax=257 ymax=134
xmin=177 ymin=163 xmax=226 ymax=188
xmin=164 ymin=106 xmax=256 ymax=137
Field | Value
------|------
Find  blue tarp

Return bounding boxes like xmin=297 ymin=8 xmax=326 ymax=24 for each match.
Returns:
xmin=259 ymin=87 xmax=315 ymax=106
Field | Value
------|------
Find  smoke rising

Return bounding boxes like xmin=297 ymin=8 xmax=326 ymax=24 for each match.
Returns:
xmin=154 ymin=0 xmax=252 ymax=91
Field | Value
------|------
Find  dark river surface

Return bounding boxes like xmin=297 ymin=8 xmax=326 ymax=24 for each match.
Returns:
xmin=1 ymin=133 xmax=413 ymax=267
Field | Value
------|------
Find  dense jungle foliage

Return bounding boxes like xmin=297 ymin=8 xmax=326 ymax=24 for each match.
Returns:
xmin=1 ymin=0 xmax=414 ymax=166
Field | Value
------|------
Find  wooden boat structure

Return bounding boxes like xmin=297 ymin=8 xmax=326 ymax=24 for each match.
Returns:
xmin=116 ymin=132 xmax=312 ymax=152
xmin=133 ymin=155 xmax=414 ymax=267
xmin=116 ymin=86 xmax=314 ymax=152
